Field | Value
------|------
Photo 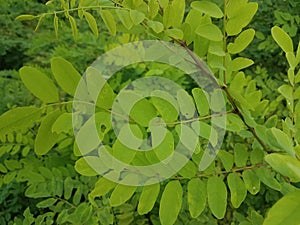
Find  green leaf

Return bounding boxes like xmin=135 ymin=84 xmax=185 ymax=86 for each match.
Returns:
xmin=138 ymin=183 xmax=160 ymax=215
xmin=228 ymin=29 xmax=255 ymax=54
xmin=165 ymin=28 xmax=184 ymax=39
xmin=100 ymin=10 xmax=116 ymax=36
xmin=271 ymin=26 xmax=294 ymax=53
xmin=228 ymin=57 xmax=254 ymax=71
xmin=263 ymin=190 xmax=300 ymax=225
xmin=242 ymin=170 xmax=260 ymax=195
xmin=116 ymin=9 xmax=133 ymax=30
xmin=270 ymin=128 xmax=295 ymax=157
xmin=35 ymin=110 xmax=62 ymax=155
xmin=191 ymin=1 xmax=223 ymax=18
xmin=19 ymin=66 xmax=59 ymax=103
xmin=153 ymin=130 xmax=174 ymax=161
xmin=52 ymin=113 xmax=72 ymax=134
xmin=207 ymin=176 xmax=227 ymax=219
xmin=15 ymin=14 xmax=37 ymax=21
xmin=177 ymin=89 xmax=196 ymax=119
xmin=110 ymin=184 xmax=137 ymax=207
xmin=159 ymin=180 xmax=183 ymax=225
xmin=74 ymin=157 xmax=98 ymax=176
xmin=34 ymin=14 xmax=45 ymax=31
xmin=227 ymin=173 xmax=247 ymax=208
xmin=178 ymin=160 xmax=197 ymax=179
xmin=130 ymin=10 xmax=145 ymax=25
xmin=86 ymin=67 xmax=116 ymax=110
xmin=255 ymin=167 xmax=281 ymax=191
xmin=148 ymin=0 xmax=159 ymax=18
xmin=37 ymin=198 xmax=57 ymax=208
xmin=84 ymin=11 xmax=98 ymax=38
xmin=151 ymin=92 xmax=178 ymax=123
xmin=192 ymin=88 xmax=209 ymax=116
xmin=54 ymin=14 xmax=59 ymax=38
xmin=69 ymin=15 xmax=78 ymax=40
xmin=0 ymin=106 xmax=41 ymax=136
xmin=218 ymin=150 xmax=234 ymax=172
xmin=226 ymin=2 xmax=258 ymax=36
xmin=196 ymin=23 xmax=223 ymax=41
xmin=90 ymin=177 xmax=116 ymax=197
xmin=51 ymin=57 xmax=82 ymax=96
xmin=188 ymin=178 xmax=206 ymax=218
xmin=147 ymin=20 xmax=164 ymax=33
xmin=265 ymin=153 xmax=300 ymax=182
xmin=234 ymin=143 xmax=248 ymax=167
xmin=130 ymin=99 xmax=157 ymax=127
xmin=163 ymin=0 xmax=185 ymax=28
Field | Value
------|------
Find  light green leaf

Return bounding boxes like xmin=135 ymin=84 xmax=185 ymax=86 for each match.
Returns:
xmin=130 ymin=10 xmax=145 ymax=25
xmin=147 ymin=20 xmax=164 ymax=33
xmin=163 ymin=0 xmax=185 ymax=28
xmin=153 ymin=130 xmax=174 ymax=161
xmin=35 ymin=110 xmax=62 ymax=155
xmin=84 ymin=11 xmax=98 ymax=37
xmin=207 ymin=176 xmax=227 ymax=219
xmin=265 ymin=153 xmax=300 ymax=182
xmin=242 ymin=170 xmax=260 ymax=195
xmin=112 ymin=139 xmax=137 ymax=164
xmin=52 ymin=113 xmax=72 ymax=134
xmin=228 ymin=29 xmax=255 ymax=54
xmin=138 ymin=183 xmax=160 ymax=215
xmin=178 ymin=160 xmax=197 ymax=179
xmin=0 ymin=107 xmax=41 ymax=136
xmin=271 ymin=26 xmax=294 ymax=53
xmin=69 ymin=15 xmax=78 ymax=40
xmin=19 ymin=66 xmax=59 ymax=103
xmin=218 ymin=150 xmax=234 ymax=172
xmin=255 ymin=167 xmax=281 ymax=191
xmin=192 ymin=88 xmax=209 ymax=116
xmin=15 ymin=14 xmax=37 ymax=21
xmin=151 ymin=92 xmax=178 ymax=123
xmin=226 ymin=2 xmax=258 ymax=36
xmin=34 ymin=14 xmax=45 ymax=31
xmin=159 ymin=180 xmax=182 ymax=225
xmin=191 ymin=1 xmax=223 ymax=18
xmin=90 ymin=177 xmax=116 ymax=197
xmin=148 ymin=0 xmax=159 ymax=18
xmin=100 ymin=10 xmax=116 ymax=36
xmin=116 ymin=9 xmax=133 ymax=30
xmin=263 ymin=190 xmax=300 ymax=225
xmin=110 ymin=184 xmax=136 ymax=207
xmin=286 ymin=52 xmax=297 ymax=69
xmin=130 ymin=99 xmax=157 ymax=127
xmin=227 ymin=173 xmax=247 ymax=208
xmin=196 ymin=24 xmax=223 ymax=41
xmin=54 ymin=14 xmax=59 ymax=38
xmin=37 ymin=198 xmax=57 ymax=208
xmin=51 ymin=57 xmax=82 ymax=96
xmin=86 ymin=67 xmax=116 ymax=109
xmin=270 ymin=127 xmax=295 ymax=157
xmin=234 ymin=143 xmax=248 ymax=167
xmin=228 ymin=57 xmax=254 ymax=71
xmin=165 ymin=28 xmax=184 ymax=40
xmin=74 ymin=157 xmax=98 ymax=176
xmin=188 ymin=178 xmax=206 ymax=218
xmin=177 ymin=89 xmax=196 ymax=119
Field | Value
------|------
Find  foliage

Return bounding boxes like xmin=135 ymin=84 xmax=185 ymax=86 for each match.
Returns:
xmin=1 ymin=0 xmax=300 ymax=224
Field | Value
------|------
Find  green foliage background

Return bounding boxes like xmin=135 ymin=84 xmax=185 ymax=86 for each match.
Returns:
xmin=1 ymin=0 xmax=300 ymax=224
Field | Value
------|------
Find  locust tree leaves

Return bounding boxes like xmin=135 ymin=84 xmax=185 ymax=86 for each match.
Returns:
xmin=207 ymin=176 xmax=227 ymax=219
xmin=19 ymin=66 xmax=59 ymax=103
xmin=264 ymin=190 xmax=300 ymax=225
xmin=159 ymin=180 xmax=183 ymax=225
xmin=51 ymin=57 xmax=81 ymax=96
